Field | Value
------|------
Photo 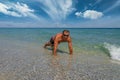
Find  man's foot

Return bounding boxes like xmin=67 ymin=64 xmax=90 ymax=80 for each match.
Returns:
xmin=44 ymin=45 xmax=46 ymax=48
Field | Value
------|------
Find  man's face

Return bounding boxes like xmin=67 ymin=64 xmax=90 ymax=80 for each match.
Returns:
xmin=63 ymin=31 xmax=69 ymax=39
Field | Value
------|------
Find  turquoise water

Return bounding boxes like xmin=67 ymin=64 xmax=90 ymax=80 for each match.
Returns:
xmin=0 ymin=28 xmax=120 ymax=61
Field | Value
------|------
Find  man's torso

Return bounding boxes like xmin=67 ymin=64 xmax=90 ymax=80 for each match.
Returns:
xmin=54 ymin=33 xmax=71 ymax=43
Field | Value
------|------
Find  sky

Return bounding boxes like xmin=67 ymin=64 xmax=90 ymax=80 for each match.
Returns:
xmin=0 ymin=0 xmax=120 ymax=28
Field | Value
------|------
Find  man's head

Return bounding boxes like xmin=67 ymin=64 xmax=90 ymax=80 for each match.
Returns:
xmin=62 ymin=30 xmax=70 ymax=39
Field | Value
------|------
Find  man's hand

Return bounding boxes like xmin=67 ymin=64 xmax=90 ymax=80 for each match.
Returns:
xmin=53 ymin=40 xmax=58 ymax=56
xmin=68 ymin=39 xmax=73 ymax=55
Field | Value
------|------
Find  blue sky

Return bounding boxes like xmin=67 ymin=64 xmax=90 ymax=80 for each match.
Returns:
xmin=0 ymin=0 xmax=120 ymax=28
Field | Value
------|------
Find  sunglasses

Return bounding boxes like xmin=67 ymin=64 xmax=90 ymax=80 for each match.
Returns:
xmin=63 ymin=34 xmax=69 ymax=37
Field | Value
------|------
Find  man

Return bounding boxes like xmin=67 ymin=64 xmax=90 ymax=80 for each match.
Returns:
xmin=44 ymin=30 xmax=73 ymax=56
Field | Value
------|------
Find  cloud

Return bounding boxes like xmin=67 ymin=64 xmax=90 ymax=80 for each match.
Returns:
xmin=0 ymin=2 xmax=39 ymax=19
xmin=38 ymin=0 xmax=76 ymax=21
xmin=0 ymin=2 xmax=21 ymax=17
xmin=0 ymin=20 xmax=55 ymax=28
xmin=75 ymin=10 xmax=103 ymax=19
xmin=1 ymin=16 xmax=120 ymax=28
xmin=104 ymin=0 xmax=120 ymax=13
xmin=13 ymin=2 xmax=34 ymax=17
xmin=74 ymin=16 xmax=120 ymax=28
xmin=83 ymin=10 xmax=103 ymax=19
xmin=94 ymin=0 xmax=102 ymax=5
xmin=75 ymin=12 xmax=82 ymax=17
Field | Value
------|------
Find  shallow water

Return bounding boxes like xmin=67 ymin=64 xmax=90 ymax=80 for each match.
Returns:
xmin=0 ymin=28 xmax=120 ymax=60
xmin=0 ymin=28 xmax=120 ymax=80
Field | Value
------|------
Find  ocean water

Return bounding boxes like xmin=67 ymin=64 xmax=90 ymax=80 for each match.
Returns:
xmin=0 ymin=28 xmax=120 ymax=61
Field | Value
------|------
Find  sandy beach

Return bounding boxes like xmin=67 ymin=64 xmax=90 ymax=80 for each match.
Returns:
xmin=0 ymin=39 xmax=120 ymax=80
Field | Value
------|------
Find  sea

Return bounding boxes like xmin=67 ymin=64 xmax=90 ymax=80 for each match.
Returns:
xmin=0 ymin=28 xmax=120 ymax=61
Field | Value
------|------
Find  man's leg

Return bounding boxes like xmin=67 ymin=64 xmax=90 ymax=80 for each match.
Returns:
xmin=44 ymin=36 xmax=54 ymax=48
xmin=44 ymin=42 xmax=54 ymax=48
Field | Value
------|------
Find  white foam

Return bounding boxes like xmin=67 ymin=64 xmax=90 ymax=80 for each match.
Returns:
xmin=104 ymin=42 xmax=120 ymax=61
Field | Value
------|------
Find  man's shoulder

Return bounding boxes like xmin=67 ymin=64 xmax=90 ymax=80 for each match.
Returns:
xmin=56 ymin=33 xmax=62 ymax=35
xmin=54 ymin=33 xmax=62 ymax=40
xmin=55 ymin=33 xmax=62 ymax=37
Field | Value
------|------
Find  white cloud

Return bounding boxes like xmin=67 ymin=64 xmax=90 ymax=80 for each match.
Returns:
xmin=0 ymin=2 xmax=39 ymax=19
xmin=0 ymin=16 xmax=120 ymax=28
xmin=14 ymin=2 xmax=34 ymax=17
xmin=75 ymin=10 xmax=103 ymax=19
xmin=83 ymin=10 xmax=103 ymax=19
xmin=104 ymin=0 xmax=120 ymax=13
xmin=73 ymin=16 xmax=120 ymax=28
xmin=38 ymin=0 xmax=76 ymax=21
xmin=94 ymin=0 xmax=102 ymax=5
xmin=0 ymin=3 xmax=21 ymax=17
xmin=75 ymin=12 xmax=82 ymax=17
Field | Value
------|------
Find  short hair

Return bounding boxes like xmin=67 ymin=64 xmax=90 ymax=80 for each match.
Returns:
xmin=62 ymin=30 xmax=70 ymax=34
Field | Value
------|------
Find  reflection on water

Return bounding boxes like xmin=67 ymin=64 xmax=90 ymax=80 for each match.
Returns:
xmin=50 ymin=55 xmax=73 ymax=80
xmin=51 ymin=55 xmax=73 ymax=69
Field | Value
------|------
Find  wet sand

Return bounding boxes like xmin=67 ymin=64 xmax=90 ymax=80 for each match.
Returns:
xmin=0 ymin=39 xmax=120 ymax=80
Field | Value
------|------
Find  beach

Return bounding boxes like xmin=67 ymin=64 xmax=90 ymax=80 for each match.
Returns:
xmin=0 ymin=28 xmax=120 ymax=80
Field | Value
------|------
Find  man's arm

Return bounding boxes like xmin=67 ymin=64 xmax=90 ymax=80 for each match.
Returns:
xmin=53 ymin=38 xmax=58 ymax=56
xmin=68 ymin=38 xmax=73 ymax=55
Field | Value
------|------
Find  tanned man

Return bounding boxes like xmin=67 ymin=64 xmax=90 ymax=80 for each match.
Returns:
xmin=44 ymin=30 xmax=73 ymax=56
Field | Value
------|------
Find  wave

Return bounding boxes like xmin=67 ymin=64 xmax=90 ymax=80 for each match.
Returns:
xmin=104 ymin=42 xmax=120 ymax=61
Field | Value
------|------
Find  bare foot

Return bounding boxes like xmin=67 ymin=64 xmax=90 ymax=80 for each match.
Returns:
xmin=44 ymin=45 xmax=46 ymax=48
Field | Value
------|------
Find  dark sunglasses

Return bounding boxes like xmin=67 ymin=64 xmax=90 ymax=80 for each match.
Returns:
xmin=63 ymin=34 xmax=69 ymax=37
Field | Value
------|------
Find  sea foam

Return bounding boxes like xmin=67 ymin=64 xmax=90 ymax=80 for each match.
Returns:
xmin=104 ymin=42 xmax=120 ymax=61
